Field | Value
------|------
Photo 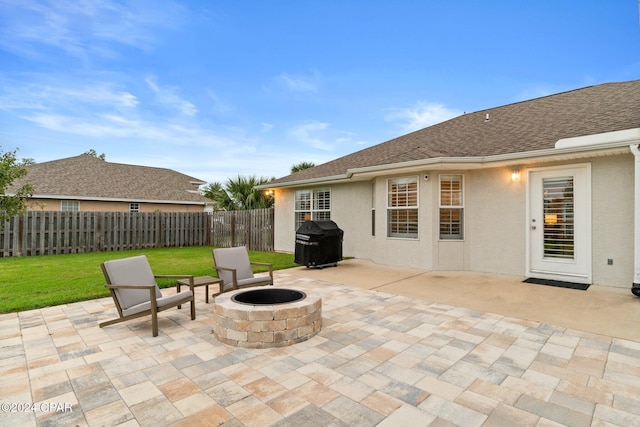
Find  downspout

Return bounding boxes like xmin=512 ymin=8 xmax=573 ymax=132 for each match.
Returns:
xmin=631 ymin=144 xmax=640 ymax=295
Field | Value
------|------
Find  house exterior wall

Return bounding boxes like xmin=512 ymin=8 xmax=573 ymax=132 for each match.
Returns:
xmin=465 ymin=167 xmax=526 ymax=276
xmin=273 ymin=154 xmax=634 ymax=288
xmin=590 ymin=154 xmax=634 ymax=287
xmin=27 ymin=199 xmax=205 ymax=212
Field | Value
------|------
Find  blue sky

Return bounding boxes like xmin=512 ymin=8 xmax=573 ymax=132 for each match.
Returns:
xmin=1 ymin=1 xmax=639 ymax=185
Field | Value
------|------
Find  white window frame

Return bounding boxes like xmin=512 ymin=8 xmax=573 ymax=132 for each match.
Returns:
xmin=294 ymin=188 xmax=331 ymax=230
xmin=439 ymin=174 xmax=464 ymax=240
xmin=129 ymin=203 xmax=140 ymax=213
xmin=60 ymin=200 xmax=79 ymax=212
xmin=386 ymin=176 xmax=419 ymax=239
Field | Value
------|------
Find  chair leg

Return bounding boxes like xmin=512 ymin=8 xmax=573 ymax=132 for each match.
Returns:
xmin=150 ymin=288 xmax=159 ymax=337
xmin=190 ymin=299 xmax=196 ymax=320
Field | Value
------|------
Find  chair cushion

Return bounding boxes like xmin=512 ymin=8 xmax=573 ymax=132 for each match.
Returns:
xmin=213 ymin=246 xmax=254 ymax=285
xmin=221 ymin=275 xmax=272 ymax=292
xmin=102 ymin=255 xmax=162 ymax=310
xmin=122 ymin=291 xmax=193 ymax=317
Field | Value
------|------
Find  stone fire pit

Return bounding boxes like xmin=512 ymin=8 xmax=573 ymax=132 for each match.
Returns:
xmin=213 ymin=287 xmax=322 ymax=348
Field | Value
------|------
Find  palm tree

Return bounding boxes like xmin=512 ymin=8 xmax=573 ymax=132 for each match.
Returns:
xmin=202 ymin=175 xmax=274 ymax=210
xmin=291 ymin=161 xmax=315 ymax=173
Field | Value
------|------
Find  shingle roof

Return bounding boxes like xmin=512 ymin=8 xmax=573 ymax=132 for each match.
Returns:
xmin=11 ymin=155 xmax=207 ymax=204
xmin=269 ymin=80 xmax=640 ymax=185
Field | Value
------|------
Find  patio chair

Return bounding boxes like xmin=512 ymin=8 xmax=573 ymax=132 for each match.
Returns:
xmin=99 ymin=255 xmax=196 ymax=337
xmin=212 ymin=246 xmax=273 ymax=296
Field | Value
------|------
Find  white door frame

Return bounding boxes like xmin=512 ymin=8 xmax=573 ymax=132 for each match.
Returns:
xmin=526 ymin=163 xmax=592 ymax=284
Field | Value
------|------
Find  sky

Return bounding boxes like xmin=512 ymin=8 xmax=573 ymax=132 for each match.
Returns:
xmin=0 ymin=1 xmax=639 ymax=186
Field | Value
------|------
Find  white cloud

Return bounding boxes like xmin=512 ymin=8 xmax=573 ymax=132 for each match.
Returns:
xmin=205 ymin=90 xmax=233 ymax=114
xmin=289 ymin=121 xmax=358 ymax=152
xmin=385 ymin=101 xmax=460 ymax=133
xmin=0 ymin=79 xmax=138 ymax=111
xmin=290 ymin=121 xmax=332 ymax=150
xmin=278 ymin=72 xmax=319 ymax=92
xmin=145 ymin=76 xmax=198 ymax=116
xmin=261 ymin=122 xmax=274 ymax=133
xmin=0 ymin=0 xmax=185 ymax=60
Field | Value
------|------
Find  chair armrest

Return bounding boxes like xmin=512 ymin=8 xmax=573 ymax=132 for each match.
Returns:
xmin=250 ymin=262 xmax=273 ymax=283
xmin=250 ymin=262 xmax=272 ymax=268
xmin=213 ymin=265 xmax=238 ymax=290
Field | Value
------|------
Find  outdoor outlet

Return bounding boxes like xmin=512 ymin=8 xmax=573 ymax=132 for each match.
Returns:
xmin=607 ymin=258 xmax=613 ymax=265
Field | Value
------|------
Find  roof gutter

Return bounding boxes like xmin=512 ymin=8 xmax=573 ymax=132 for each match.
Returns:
xmin=631 ymin=143 xmax=640 ymax=294
xmin=27 ymin=195 xmax=207 ymax=205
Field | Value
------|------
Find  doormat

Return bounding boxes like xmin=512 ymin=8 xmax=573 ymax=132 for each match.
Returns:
xmin=523 ymin=277 xmax=590 ymax=291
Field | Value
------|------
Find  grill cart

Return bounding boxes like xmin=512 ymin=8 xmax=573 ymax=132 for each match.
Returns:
xmin=295 ymin=220 xmax=343 ymax=268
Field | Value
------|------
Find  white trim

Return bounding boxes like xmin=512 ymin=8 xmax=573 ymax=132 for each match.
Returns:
xmin=630 ymin=144 xmax=640 ymax=286
xmin=386 ymin=175 xmax=419 ymax=239
xmin=556 ymin=128 xmax=640 ymax=150
xmin=261 ymin=133 xmax=636 ymax=189
xmin=29 ymin=194 xmax=206 ymax=205
xmin=438 ymin=173 xmax=465 ymax=241
xmin=526 ymin=163 xmax=592 ymax=284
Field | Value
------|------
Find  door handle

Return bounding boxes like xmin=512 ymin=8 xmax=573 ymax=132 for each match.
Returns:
xmin=531 ymin=226 xmax=537 ymax=230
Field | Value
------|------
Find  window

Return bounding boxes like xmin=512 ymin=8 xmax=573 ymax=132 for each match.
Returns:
xmin=543 ymin=176 xmax=574 ymax=259
xmin=61 ymin=200 xmax=79 ymax=211
xmin=129 ymin=203 xmax=140 ymax=213
xmin=439 ymin=175 xmax=464 ymax=240
xmin=295 ymin=188 xmax=331 ymax=230
xmin=387 ymin=177 xmax=418 ymax=238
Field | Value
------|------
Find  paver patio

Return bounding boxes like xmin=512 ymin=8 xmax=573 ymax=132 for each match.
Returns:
xmin=2 ymin=269 xmax=640 ymax=426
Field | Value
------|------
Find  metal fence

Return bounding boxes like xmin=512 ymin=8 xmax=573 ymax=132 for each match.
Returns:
xmin=0 ymin=209 xmax=275 ymax=257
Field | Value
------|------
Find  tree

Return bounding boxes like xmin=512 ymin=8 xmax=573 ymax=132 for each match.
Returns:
xmin=83 ymin=149 xmax=106 ymax=160
xmin=0 ymin=148 xmax=34 ymax=225
xmin=291 ymin=161 xmax=315 ymax=173
xmin=202 ymin=175 xmax=274 ymax=210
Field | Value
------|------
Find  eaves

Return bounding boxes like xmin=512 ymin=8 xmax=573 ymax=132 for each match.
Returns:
xmin=260 ymin=128 xmax=640 ymax=189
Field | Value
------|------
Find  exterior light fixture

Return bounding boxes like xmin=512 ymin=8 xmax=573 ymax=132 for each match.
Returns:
xmin=264 ymin=189 xmax=275 ymax=197
xmin=511 ymin=170 xmax=520 ymax=181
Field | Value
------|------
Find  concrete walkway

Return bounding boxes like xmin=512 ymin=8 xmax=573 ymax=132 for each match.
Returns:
xmin=285 ymin=259 xmax=640 ymax=342
xmin=1 ymin=260 xmax=640 ymax=426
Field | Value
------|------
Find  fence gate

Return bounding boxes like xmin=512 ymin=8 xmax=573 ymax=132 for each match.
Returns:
xmin=210 ymin=208 xmax=274 ymax=252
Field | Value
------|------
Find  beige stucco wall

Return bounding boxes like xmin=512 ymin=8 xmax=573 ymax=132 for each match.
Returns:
xmin=464 ymin=167 xmax=526 ymax=276
xmin=27 ymin=199 xmax=205 ymax=212
xmin=273 ymin=154 xmax=635 ymax=288
xmin=590 ymin=154 xmax=634 ymax=287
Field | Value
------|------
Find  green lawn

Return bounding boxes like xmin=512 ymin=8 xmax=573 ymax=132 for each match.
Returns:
xmin=0 ymin=247 xmax=297 ymax=314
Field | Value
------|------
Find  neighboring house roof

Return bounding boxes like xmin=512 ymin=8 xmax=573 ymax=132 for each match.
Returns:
xmin=10 ymin=154 xmax=208 ymax=204
xmin=267 ymin=79 xmax=640 ymax=187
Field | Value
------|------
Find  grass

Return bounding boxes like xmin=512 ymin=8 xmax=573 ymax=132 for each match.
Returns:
xmin=0 ymin=247 xmax=297 ymax=314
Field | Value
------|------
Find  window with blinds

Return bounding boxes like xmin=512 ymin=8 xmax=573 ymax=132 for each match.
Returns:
xmin=295 ymin=188 xmax=331 ymax=230
xmin=542 ymin=177 xmax=574 ymax=259
xmin=387 ymin=177 xmax=418 ymax=238
xmin=439 ymin=175 xmax=464 ymax=240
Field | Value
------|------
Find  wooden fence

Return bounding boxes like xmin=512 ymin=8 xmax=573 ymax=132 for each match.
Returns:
xmin=210 ymin=208 xmax=274 ymax=252
xmin=0 ymin=209 xmax=274 ymax=257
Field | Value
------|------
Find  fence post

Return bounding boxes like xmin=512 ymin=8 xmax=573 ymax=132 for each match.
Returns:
xmin=230 ymin=211 xmax=236 ymax=247
xmin=15 ymin=214 xmax=24 ymax=256
xmin=247 ymin=211 xmax=252 ymax=250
